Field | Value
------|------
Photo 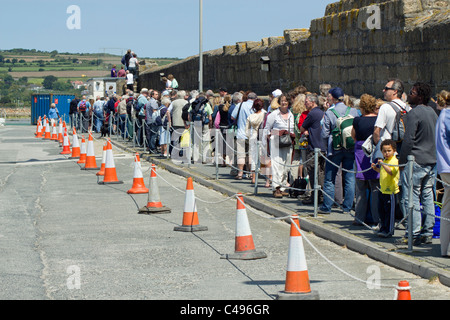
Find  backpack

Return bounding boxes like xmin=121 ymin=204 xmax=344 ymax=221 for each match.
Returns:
xmin=330 ymin=107 xmax=355 ymax=150
xmin=388 ymin=101 xmax=408 ymax=143
xmin=126 ymin=97 xmax=135 ymax=115
xmin=289 ymin=177 xmax=307 ymax=198
xmin=181 ymin=102 xmax=191 ymax=122
xmin=79 ymin=100 xmax=87 ymax=112
xmin=189 ymin=97 xmax=209 ymax=124
xmin=121 ymin=55 xmax=126 ymax=65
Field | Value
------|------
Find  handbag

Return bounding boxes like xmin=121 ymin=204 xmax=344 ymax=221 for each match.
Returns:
xmin=278 ymin=117 xmax=292 ymax=148
xmin=362 ymin=134 xmax=374 ymax=157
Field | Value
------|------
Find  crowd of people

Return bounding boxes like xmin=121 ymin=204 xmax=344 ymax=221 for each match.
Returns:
xmin=67 ymin=67 xmax=450 ymax=256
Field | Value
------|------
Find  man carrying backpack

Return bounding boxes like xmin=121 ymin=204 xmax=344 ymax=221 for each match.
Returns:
xmin=77 ymin=96 xmax=91 ymax=133
xmin=188 ymin=94 xmax=213 ymax=163
xmin=373 ymin=79 xmax=410 ymax=157
xmin=320 ymin=87 xmax=359 ymax=214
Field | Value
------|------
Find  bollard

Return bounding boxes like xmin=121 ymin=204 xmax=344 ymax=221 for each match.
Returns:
xmin=407 ymin=155 xmax=415 ymax=252
xmin=313 ymin=148 xmax=320 ymax=218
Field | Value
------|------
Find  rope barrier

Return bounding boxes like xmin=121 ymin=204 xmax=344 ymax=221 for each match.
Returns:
xmin=52 ymin=131 xmax=429 ymax=296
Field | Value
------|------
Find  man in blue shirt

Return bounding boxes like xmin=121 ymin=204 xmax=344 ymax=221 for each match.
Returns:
xmin=320 ymin=87 xmax=359 ymax=214
xmin=145 ymin=90 xmax=160 ymax=153
xmin=299 ymin=93 xmax=326 ymax=205
xmin=230 ymin=92 xmax=256 ymax=179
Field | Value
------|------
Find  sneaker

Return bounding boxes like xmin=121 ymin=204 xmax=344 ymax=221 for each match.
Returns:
xmin=377 ymin=231 xmax=392 ymax=238
xmin=420 ymin=235 xmax=433 ymax=244
xmin=317 ymin=208 xmax=331 ymax=214
xmin=301 ymin=197 xmax=314 ymax=205
xmin=273 ymin=189 xmax=283 ymax=198
xmin=395 ymin=236 xmax=421 ymax=246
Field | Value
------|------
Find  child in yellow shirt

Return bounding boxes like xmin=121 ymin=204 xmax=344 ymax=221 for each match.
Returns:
xmin=371 ymin=139 xmax=400 ymax=237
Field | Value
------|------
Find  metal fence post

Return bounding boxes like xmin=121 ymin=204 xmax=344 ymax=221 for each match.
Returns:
xmin=215 ymin=129 xmax=219 ymax=180
xmin=407 ymin=155 xmax=415 ymax=252
xmin=314 ymin=148 xmax=320 ymax=218
xmin=254 ymin=141 xmax=261 ymax=195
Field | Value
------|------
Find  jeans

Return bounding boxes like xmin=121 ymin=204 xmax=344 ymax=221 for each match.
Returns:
xmin=146 ymin=123 xmax=159 ymax=152
xmin=321 ymin=151 xmax=356 ymax=212
xmin=401 ymin=162 xmax=436 ymax=238
xmin=94 ymin=113 xmax=103 ymax=133
xmin=119 ymin=114 xmax=127 ymax=138
xmin=355 ymin=178 xmax=380 ymax=225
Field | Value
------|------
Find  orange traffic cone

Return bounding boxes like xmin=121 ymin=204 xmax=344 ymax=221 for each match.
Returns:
xmin=174 ymin=177 xmax=207 ymax=232
xmin=40 ymin=117 xmax=46 ymax=137
xmin=98 ymin=139 xmax=123 ymax=184
xmin=60 ymin=128 xmax=71 ymax=155
xmin=57 ymin=119 xmax=63 ymax=144
xmin=69 ymin=128 xmax=81 ymax=159
xmin=138 ymin=164 xmax=171 ymax=214
xmin=50 ymin=122 xmax=58 ymax=140
xmin=276 ymin=215 xmax=319 ymax=300
xmin=82 ymin=132 xmax=99 ymax=170
xmin=96 ymin=143 xmax=107 ymax=176
xmin=128 ymin=154 xmax=149 ymax=194
xmin=395 ymin=281 xmax=412 ymax=300
xmin=35 ymin=116 xmax=42 ymax=137
xmin=77 ymin=136 xmax=87 ymax=164
xmin=44 ymin=119 xmax=51 ymax=139
xmin=221 ymin=194 xmax=267 ymax=260
xmin=35 ymin=118 xmax=43 ymax=138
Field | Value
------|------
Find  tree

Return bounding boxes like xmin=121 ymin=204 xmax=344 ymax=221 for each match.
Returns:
xmin=43 ymin=75 xmax=58 ymax=89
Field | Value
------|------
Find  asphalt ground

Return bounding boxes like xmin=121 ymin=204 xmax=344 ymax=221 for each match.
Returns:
xmin=0 ymin=122 xmax=449 ymax=303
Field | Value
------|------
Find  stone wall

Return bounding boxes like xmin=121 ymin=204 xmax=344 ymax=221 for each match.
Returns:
xmin=138 ymin=0 xmax=449 ymax=98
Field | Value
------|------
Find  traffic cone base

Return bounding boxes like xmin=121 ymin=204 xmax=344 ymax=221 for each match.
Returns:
xmin=220 ymin=194 xmax=266 ymax=260
xmin=138 ymin=163 xmax=170 ymax=214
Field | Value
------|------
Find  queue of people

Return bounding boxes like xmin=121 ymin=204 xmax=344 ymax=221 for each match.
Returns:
xmin=68 ymin=78 xmax=449 ymax=257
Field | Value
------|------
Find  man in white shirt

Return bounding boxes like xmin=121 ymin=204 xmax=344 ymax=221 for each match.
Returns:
xmin=373 ymin=79 xmax=409 ymax=154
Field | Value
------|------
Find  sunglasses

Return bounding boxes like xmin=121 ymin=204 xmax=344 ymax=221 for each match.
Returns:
xmin=384 ymin=87 xmax=396 ymax=91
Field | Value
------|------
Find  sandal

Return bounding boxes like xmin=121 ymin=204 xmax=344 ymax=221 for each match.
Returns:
xmin=234 ymin=175 xmax=243 ymax=180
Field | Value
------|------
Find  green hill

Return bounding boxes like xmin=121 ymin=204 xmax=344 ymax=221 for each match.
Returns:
xmin=0 ymin=48 xmax=180 ymax=107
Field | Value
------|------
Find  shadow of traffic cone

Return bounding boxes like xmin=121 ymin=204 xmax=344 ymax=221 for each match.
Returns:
xmin=35 ymin=118 xmax=43 ymax=138
xmin=276 ymin=215 xmax=319 ymax=300
xmin=82 ymin=132 xmax=99 ymax=170
xmin=44 ymin=119 xmax=51 ymax=139
xmin=77 ymin=136 xmax=86 ymax=164
xmin=395 ymin=281 xmax=411 ymax=300
xmin=128 ymin=153 xmax=149 ymax=194
xmin=96 ymin=142 xmax=107 ymax=176
xmin=98 ymin=139 xmax=123 ymax=185
xmin=138 ymin=164 xmax=171 ymax=214
xmin=221 ymin=193 xmax=267 ymax=260
xmin=174 ymin=177 xmax=207 ymax=232
xmin=60 ymin=128 xmax=71 ymax=155
xmin=69 ymin=128 xmax=80 ymax=159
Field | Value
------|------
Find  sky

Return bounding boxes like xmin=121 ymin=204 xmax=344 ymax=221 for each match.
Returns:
xmin=0 ymin=0 xmax=332 ymax=59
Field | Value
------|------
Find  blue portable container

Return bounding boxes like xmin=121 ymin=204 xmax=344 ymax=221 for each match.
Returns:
xmin=31 ymin=94 xmax=75 ymax=125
